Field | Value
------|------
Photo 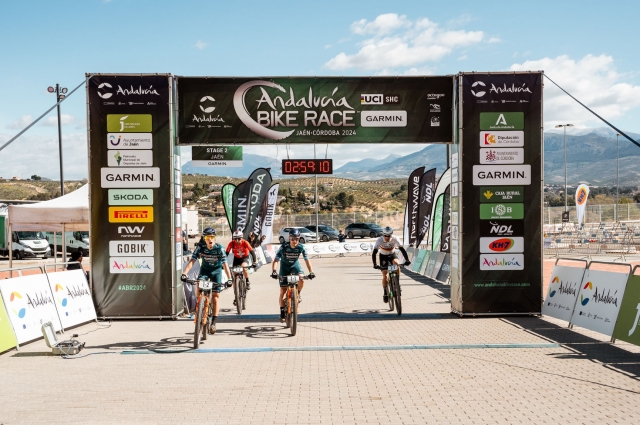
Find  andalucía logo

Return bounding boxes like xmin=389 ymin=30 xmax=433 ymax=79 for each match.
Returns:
xmin=112 ymin=259 xmax=152 ymax=271
xmin=54 ymin=284 xmax=68 ymax=307
xmin=549 ymin=276 xmax=559 ymax=297
xmin=9 ymin=292 xmax=26 ymax=318
xmin=581 ymin=281 xmax=593 ymax=306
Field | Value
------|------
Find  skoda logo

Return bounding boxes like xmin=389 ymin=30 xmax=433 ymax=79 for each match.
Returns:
xmin=471 ymin=81 xmax=486 ymax=97
xmin=98 ymin=82 xmax=113 ymax=99
xmin=200 ymin=96 xmax=216 ymax=113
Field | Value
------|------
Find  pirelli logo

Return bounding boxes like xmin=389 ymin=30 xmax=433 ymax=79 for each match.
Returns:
xmin=109 ymin=206 xmax=154 ymax=223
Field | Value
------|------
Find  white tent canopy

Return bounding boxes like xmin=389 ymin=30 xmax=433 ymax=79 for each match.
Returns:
xmin=8 ymin=185 xmax=89 ymax=231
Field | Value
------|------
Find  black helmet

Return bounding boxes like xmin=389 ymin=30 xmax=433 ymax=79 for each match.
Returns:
xmin=202 ymin=227 xmax=216 ymax=236
xmin=289 ymin=228 xmax=301 ymax=237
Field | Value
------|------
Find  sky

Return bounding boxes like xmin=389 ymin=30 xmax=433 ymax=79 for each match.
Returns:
xmin=1 ymin=0 xmax=640 ymax=180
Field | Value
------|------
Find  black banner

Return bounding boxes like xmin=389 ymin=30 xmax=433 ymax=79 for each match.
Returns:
xmin=88 ymin=74 xmax=177 ymax=317
xmin=252 ymin=184 xmax=272 ymax=244
xmin=175 ymin=76 xmax=453 ymax=144
xmin=416 ymin=168 xmax=436 ymax=247
xmin=457 ymin=72 xmax=542 ymax=314
xmin=232 ymin=179 xmax=253 ymax=233
xmin=406 ymin=166 xmax=425 ymax=247
xmin=244 ymin=168 xmax=273 ymax=240
xmin=440 ymin=185 xmax=451 ymax=253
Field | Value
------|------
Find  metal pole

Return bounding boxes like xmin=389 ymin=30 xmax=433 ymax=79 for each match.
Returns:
xmin=564 ymin=126 xmax=567 ymax=211
xmin=616 ymin=134 xmax=619 ymax=222
xmin=56 ymin=84 xmax=65 ymax=196
xmin=315 ymin=144 xmax=319 ymax=242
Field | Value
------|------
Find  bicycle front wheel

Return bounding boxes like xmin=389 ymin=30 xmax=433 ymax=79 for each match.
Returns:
xmin=234 ymin=275 xmax=242 ymax=315
xmin=241 ymin=277 xmax=247 ymax=311
xmin=387 ymin=279 xmax=395 ymax=312
xmin=393 ymin=274 xmax=402 ymax=316
xmin=285 ymin=290 xmax=292 ymax=329
xmin=194 ymin=296 xmax=205 ymax=349
xmin=290 ymin=288 xmax=298 ymax=336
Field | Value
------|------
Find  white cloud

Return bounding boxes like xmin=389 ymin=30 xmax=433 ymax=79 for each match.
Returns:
xmin=324 ymin=44 xmax=331 ymax=49
xmin=510 ymin=54 xmax=640 ymax=128
xmin=487 ymin=37 xmax=501 ymax=43
xmin=351 ymin=13 xmax=410 ymax=35
xmin=194 ymin=40 xmax=208 ymax=50
xmin=325 ymin=15 xmax=485 ymax=71
xmin=6 ymin=115 xmax=33 ymax=130
xmin=0 ymin=131 xmax=89 ymax=180
xmin=43 ymin=114 xmax=75 ymax=127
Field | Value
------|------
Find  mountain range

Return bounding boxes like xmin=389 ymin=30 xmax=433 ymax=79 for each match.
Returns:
xmin=182 ymin=128 xmax=640 ymax=185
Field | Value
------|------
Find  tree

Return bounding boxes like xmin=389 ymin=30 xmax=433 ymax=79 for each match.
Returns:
xmin=633 ymin=192 xmax=640 ymax=203
xmin=30 ymin=175 xmax=41 ymax=181
xmin=296 ymin=191 xmax=306 ymax=202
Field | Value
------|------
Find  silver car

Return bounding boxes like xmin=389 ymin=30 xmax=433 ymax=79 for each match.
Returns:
xmin=278 ymin=227 xmax=317 ymax=244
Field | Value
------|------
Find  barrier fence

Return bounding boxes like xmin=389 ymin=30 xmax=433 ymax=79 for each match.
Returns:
xmin=0 ymin=263 xmax=97 ymax=352
xmin=543 ymin=259 xmax=640 ymax=348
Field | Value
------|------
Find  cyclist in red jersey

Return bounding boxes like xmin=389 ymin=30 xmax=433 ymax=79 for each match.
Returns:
xmin=226 ymin=230 xmax=257 ymax=291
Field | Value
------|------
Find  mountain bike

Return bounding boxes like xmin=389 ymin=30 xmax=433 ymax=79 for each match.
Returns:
xmin=386 ymin=264 xmax=402 ymax=316
xmin=186 ymin=277 xmax=225 ymax=349
xmin=231 ymin=265 xmax=255 ymax=315
xmin=280 ymin=273 xmax=313 ymax=336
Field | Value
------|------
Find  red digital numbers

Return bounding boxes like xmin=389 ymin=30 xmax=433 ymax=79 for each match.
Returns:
xmin=282 ymin=159 xmax=333 ymax=175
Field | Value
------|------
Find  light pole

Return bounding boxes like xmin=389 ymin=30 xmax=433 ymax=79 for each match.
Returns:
xmin=555 ymin=124 xmax=574 ymax=211
xmin=616 ymin=133 xmax=620 ymax=222
xmin=47 ymin=84 xmax=68 ymax=196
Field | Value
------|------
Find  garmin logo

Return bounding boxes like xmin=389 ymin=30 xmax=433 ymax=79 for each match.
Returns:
xmin=101 ymin=168 xmax=160 ymax=188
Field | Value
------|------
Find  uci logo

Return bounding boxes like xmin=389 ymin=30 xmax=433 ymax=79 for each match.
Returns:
xmin=200 ymin=96 xmax=216 ymax=113
xmin=98 ymin=82 xmax=113 ymax=99
xmin=471 ymin=81 xmax=486 ymax=97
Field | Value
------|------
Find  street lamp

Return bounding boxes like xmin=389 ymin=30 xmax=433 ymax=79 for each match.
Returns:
xmin=555 ymin=124 xmax=574 ymax=211
xmin=47 ymin=84 xmax=68 ymax=196
xmin=616 ymin=133 xmax=620 ymax=222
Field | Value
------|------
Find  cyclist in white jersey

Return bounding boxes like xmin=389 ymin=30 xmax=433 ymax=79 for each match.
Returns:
xmin=372 ymin=226 xmax=410 ymax=303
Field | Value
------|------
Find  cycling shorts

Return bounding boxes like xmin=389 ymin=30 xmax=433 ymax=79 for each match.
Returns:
xmin=379 ymin=252 xmax=398 ymax=269
xmin=232 ymin=256 xmax=249 ymax=267
xmin=198 ymin=269 xmax=224 ymax=293
xmin=278 ymin=263 xmax=304 ymax=287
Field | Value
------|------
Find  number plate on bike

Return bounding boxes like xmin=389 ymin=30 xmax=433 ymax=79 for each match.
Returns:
xmin=387 ymin=265 xmax=398 ymax=271
xmin=198 ymin=280 xmax=213 ymax=290
xmin=232 ymin=267 xmax=243 ymax=273
xmin=286 ymin=275 xmax=300 ymax=284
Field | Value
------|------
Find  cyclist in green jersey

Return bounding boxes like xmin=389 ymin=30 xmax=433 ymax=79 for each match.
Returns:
xmin=271 ymin=228 xmax=315 ymax=322
xmin=182 ymin=228 xmax=232 ymax=334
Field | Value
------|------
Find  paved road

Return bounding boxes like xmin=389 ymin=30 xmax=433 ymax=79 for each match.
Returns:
xmin=2 ymin=253 xmax=640 ymax=424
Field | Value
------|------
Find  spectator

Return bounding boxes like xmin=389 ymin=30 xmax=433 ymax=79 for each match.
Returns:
xmin=337 ymin=230 xmax=346 ymax=257
xmin=67 ymin=251 xmax=83 ymax=270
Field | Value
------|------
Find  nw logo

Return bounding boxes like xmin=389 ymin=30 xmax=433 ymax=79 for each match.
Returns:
xmin=118 ymin=226 xmax=145 ymax=234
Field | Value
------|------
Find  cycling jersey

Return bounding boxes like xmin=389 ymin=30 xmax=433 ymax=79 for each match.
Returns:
xmin=192 ymin=242 xmax=227 ymax=276
xmin=275 ymin=242 xmax=308 ymax=277
xmin=226 ymin=239 xmax=253 ymax=258
xmin=373 ymin=235 xmax=402 ymax=255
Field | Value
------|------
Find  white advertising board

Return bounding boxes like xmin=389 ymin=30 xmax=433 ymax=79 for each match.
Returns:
xmin=542 ymin=265 xmax=586 ymax=322
xmin=107 ymin=150 xmax=153 ymax=167
xmin=479 ymin=131 xmax=524 ymax=147
xmin=107 ymin=133 xmax=153 ymax=149
xmin=0 ymin=274 xmax=63 ymax=344
xmin=109 ymin=240 xmax=154 ymax=257
xmin=109 ymin=257 xmax=155 ymax=274
xmin=46 ymin=270 xmax=97 ymax=329
xmin=101 ymin=167 xmax=160 ymax=188
xmin=472 ymin=165 xmax=531 ymax=186
xmin=479 ymin=254 xmax=524 ymax=271
xmin=570 ymin=269 xmax=629 ymax=336
xmin=304 ymin=242 xmax=374 ymax=255
xmin=479 ymin=237 xmax=524 ymax=254
xmin=479 ymin=148 xmax=524 ymax=165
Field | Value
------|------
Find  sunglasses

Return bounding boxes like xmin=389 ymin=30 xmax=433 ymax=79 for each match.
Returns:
xmin=289 ymin=237 xmax=300 ymax=241
xmin=204 ymin=235 xmax=216 ymax=241
xmin=383 ymin=235 xmax=391 ymax=238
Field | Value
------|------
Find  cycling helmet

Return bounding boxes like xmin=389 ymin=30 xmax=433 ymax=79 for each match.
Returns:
xmin=232 ymin=230 xmax=243 ymax=239
xmin=202 ymin=227 xmax=216 ymax=236
xmin=382 ymin=226 xmax=393 ymax=236
xmin=289 ymin=228 xmax=301 ymax=237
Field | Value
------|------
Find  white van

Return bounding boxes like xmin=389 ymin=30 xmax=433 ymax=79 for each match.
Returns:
xmin=45 ymin=231 xmax=90 ymax=256
xmin=0 ymin=208 xmax=51 ymax=259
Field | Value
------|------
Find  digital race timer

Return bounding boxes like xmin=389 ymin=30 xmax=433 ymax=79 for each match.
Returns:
xmin=281 ymin=159 xmax=333 ymax=175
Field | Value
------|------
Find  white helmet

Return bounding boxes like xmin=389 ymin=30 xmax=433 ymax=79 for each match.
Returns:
xmin=232 ymin=230 xmax=243 ymax=239
xmin=382 ymin=226 xmax=393 ymax=236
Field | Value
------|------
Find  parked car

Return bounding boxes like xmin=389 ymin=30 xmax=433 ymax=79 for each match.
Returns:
xmin=344 ymin=222 xmax=384 ymax=239
xmin=278 ymin=227 xmax=317 ymax=244
xmin=305 ymin=225 xmax=339 ymax=242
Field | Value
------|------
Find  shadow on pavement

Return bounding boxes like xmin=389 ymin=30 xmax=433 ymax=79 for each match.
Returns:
xmin=87 ymin=336 xmax=193 ymax=351
xmin=402 ymin=269 xmax=451 ymax=300
xmin=504 ymin=317 xmax=640 ymax=381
